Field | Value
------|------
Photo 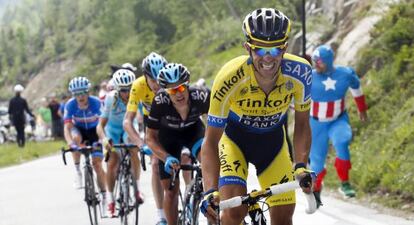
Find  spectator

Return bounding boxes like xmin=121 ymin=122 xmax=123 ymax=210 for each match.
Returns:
xmin=48 ymin=94 xmax=63 ymax=138
xmin=8 ymin=84 xmax=34 ymax=148
xmin=38 ymin=98 xmax=52 ymax=138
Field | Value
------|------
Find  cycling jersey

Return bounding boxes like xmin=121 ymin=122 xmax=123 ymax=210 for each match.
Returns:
xmin=147 ymin=86 xmax=210 ymax=131
xmin=100 ymin=90 xmax=129 ymax=145
xmin=208 ymin=54 xmax=311 ymax=133
xmin=208 ymin=54 xmax=312 ymax=207
xmin=127 ymin=75 xmax=155 ymax=116
xmin=64 ymin=96 xmax=101 ymax=130
xmin=101 ymin=90 xmax=126 ymax=129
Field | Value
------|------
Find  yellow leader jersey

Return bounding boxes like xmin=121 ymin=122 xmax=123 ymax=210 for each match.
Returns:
xmin=207 ymin=54 xmax=312 ymax=133
xmin=127 ymin=75 xmax=155 ymax=116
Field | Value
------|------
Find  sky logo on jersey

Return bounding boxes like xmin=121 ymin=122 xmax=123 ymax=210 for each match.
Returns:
xmin=213 ymin=67 xmax=246 ymax=102
xmin=154 ymin=94 xmax=170 ymax=104
xmin=191 ymin=90 xmax=209 ymax=103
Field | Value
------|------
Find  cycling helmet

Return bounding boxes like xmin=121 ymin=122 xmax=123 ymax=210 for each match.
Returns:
xmin=242 ymin=8 xmax=291 ymax=45
xmin=112 ymin=69 xmax=136 ymax=88
xmin=312 ymin=45 xmax=334 ymax=71
xmin=121 ymin=62 xmax=137 ymax=71
xmin=142 ymin=52 xmax=168 ymax=80
xmin=157 ymin=63 xmax=190 ymax=88
xmin=14 ymin=84 xmax=24 ymax=92
xmin=68 ymin=76 xmax=91 ymax=93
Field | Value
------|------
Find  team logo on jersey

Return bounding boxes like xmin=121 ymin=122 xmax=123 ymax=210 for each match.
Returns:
xmin=191 ymin=90 xmax=209 ymax=102
xmin=285 ymin=80 xmax=294 ymax=91
xmin=154 ymin=94 xmax=170 ymax=104
xmin=250 ymin=84 xmax=260 ymax=93
xmin=240 ymin=87 xmax=248 ymax=96
xmin=240 ymin=113 xmax=283 ymax=129
xmin=236 ymin=93 xmax=293 ymax=108
xmin=212 ymin=67 xmax=246 ymax=102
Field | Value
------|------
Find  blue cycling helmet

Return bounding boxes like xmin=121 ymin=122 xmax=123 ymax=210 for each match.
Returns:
xmin=157 ymin=63 xmax=190 ymax=88
xmin=112 ymin=69 xmax=136 ymax=89
xmin=68 ymin=76 xmax=91 ymax=94
xmin=142 ymin=52 xmax=168 ymax=80
xmin=312 ymin=45 xmax=334 ymax=71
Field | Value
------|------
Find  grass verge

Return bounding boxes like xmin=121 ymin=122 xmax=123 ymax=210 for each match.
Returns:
xmin=0 ymin=140 xmax=66 ymax=168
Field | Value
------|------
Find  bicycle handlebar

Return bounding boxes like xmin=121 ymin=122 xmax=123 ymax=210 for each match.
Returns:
xmin=169 ymin=164 xmax=201 ymax=190
xmin=61 ymin=146 xmax=94 ymax=165
xmin=219 ymin=180 xmax=317 ymax=214
xmin=104 ymin=143 xmax=147 ymax=171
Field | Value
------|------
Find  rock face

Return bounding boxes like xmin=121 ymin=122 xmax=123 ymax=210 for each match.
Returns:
xmin=291 ymin=0 xmax=396 ymax=67
xmin=22 ymin=59 xmax=76 ymax=106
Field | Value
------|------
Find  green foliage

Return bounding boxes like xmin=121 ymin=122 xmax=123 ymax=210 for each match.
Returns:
xmin=349 ymin=0 xmax=414 ymax=203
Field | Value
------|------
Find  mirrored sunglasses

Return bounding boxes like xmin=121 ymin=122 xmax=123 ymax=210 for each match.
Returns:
xmin=165 ymin=82 xmax=188 ymax=95
xmin=247 ymin=42 xmax=285 ymax=57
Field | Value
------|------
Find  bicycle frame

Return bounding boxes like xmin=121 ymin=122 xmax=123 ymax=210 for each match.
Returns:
xmin=61 ymin=146 xmax=102 ymax=225
xmin=218 ymin=181 xmax=317 ymax=225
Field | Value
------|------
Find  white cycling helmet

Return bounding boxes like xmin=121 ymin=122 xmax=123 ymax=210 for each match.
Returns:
xmin=14 ymin=84 xmax=24 ymax=92
xmin=121 ymin=62 xmax=137 ymax=72
xmin=68 ymin=76 xmax=91 ymax=94
xmin=112 ymin=69 xmax=136 ymax=89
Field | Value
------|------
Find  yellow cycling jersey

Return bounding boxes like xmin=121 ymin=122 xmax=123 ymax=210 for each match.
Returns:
xmin=127 ymin=75 xmax=155 ymax=116
xmin=208 ymin=54 xmax=312 ymax=133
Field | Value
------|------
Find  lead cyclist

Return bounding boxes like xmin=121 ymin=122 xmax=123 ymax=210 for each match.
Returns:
xmin=200 ymin=8 xmax=314 ymax=225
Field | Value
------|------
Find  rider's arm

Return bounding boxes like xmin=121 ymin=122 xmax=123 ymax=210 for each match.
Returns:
xmin=145 ymin=127 xmax=169 ymax=161
xmin=201 ymin=126 xmax=224 ymax=191
xmin=96 ymin=117 xmax=108 ymax=140
xmin=64 ymin=122 xmax=74 ymax=145
xmin=293 ymin=110 xmax=311 ymax=165
xmin=123 ymin=111 xmax=144 ymax=147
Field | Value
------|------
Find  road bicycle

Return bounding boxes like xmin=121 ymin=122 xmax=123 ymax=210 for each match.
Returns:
xmin=62 ymin=145 xmax=103 ymax=225
xmin=169 ymin=164 xmax=204 ymax=225
xmin=110 ymin=143 xmax=146 ymax=225
xmin=218 ymin=180 xmax=317 ymax=225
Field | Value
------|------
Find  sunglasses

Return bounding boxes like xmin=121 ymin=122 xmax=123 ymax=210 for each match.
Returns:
xmin=165 ymin=82 xmax=188 ymax=95
xmin=247 ymin=42 xmax=285 ymax=57
xmin=72 ymin=91 xmax=88 ymax=97
xmin=119 ymin=88 xmax=131 ymax=93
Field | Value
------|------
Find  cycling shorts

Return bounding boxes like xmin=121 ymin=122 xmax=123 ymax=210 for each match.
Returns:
xmin=105 ymin=126 xmax=129 ymax=153
xmin=158 ymin=122 xmax=205 ymax=180
xmin=71 ymin=126 xmax=103 ymax=158
xmin=219 ymin=123 xmax=295 ymax=207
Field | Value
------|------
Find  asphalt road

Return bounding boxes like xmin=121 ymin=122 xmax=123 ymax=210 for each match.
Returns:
xmin=0 ymin=154 xmax=413 ymax=225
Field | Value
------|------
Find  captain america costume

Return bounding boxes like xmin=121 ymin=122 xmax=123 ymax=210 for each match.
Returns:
xmin=309 ymin=45 xmax=367 ymax=193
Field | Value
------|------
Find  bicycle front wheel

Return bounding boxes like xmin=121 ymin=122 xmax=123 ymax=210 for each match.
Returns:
xmin=120 ymin=174 xmax=139 ymax=225
xmin=85 ymin=167 xmax=99 ymax=225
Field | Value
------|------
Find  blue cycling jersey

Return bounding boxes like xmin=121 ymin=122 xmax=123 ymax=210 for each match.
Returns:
xmin=64 ymin=96 xmax=101 ymax=129
xmin=101 ymin=90 xmax=126 ymax=129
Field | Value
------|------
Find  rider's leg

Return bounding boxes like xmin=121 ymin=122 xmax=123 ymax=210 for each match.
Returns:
xmin=180 ymin=151 xmax=192 ymax=185
xmin=220 ymin=184 xmax=248 ymax=225
xmin=106 ymin=151 xmax=119 ymax=197
xmin=151 ymin=156 xmax=165 ymax=219
xmin=92 ymin=156 xmax=107 ymax=192
xmin=269 ymin=204 xmax=295 ymax=225
xmin=129 ymin=147 xmax=141 ymax=187
xmin=160 ymin=174 xmax=180 ymax=225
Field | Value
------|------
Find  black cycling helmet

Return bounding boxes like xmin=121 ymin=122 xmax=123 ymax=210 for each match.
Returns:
xmin=242 ymin=8 xmax=291 ymax=46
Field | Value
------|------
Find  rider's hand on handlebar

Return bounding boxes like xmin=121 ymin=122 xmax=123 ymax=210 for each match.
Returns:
xmin=294 ymin=163 xmax=316 ymax=194
xmin=200 ymin=188 xmax=220 ymax=223
xmin=164 ymin=156 xmax=180 ymax=174
xmin=102 ymin=137 xmax=113 ymax=154
xmin=69 ymin=143 xmax=79 ymax=151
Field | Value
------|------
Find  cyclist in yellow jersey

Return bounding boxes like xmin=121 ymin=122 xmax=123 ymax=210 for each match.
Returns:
xmin=200 ymin=8 xmax=314 ymax=225
xmin=124 ymin=52 xmax=168 ymax=225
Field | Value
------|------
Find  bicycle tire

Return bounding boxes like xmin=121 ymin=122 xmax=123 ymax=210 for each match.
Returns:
xmin=85 ymin=167 xmax=99 ymax=225
xmin=129 ymin=175 xmax=139 ymax=225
